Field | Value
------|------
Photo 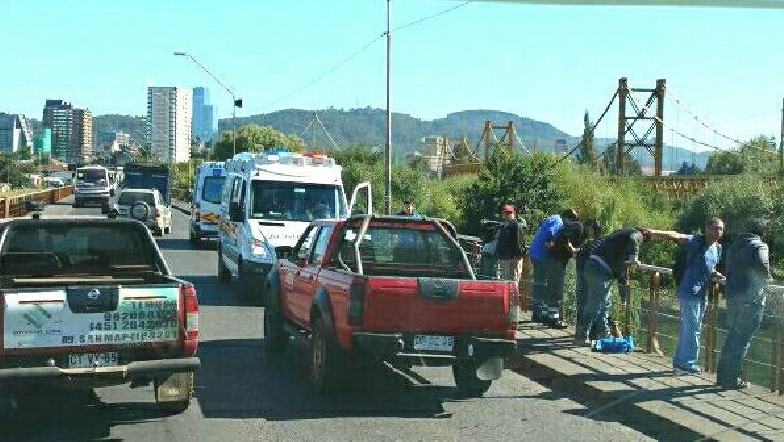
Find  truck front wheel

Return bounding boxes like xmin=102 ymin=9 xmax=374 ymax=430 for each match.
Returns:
xmin=452 ymin=361 xmax=492 ymax=397
xmin=264 ymin=305 xmax=288 ymax=352
xmin=310 ymin=317 xmax=343 ymax=394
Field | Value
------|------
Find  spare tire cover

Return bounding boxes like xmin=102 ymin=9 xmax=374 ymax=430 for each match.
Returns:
xmin=131 ymin=201 xmax=150 ymax=221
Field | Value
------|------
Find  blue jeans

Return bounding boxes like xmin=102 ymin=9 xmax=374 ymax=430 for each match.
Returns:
xmin=673 ymin=295 xmax=707 ymax=370
xmin=543 ymin=255 xmax=567 ymax=309
xmin=532 ymin=258 xmax=546 ymax=313
xmin=576 ymin=267 xmax=610 ymax=340
xmin=575 ymin=259 xmax=612 ymax=341
xmin=716 ymin=297 xmax=765 ymax=386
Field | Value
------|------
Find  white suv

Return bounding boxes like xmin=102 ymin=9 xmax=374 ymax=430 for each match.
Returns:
xmin=115 ymin=188 xmax=173 ymax=235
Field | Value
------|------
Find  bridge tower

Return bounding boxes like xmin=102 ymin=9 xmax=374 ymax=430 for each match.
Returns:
xmin=616 ymin=77 xmax=666 ymax=176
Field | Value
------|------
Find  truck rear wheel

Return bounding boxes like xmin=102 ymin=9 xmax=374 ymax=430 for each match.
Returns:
xmin=453 ymin=361 xmax=492 ymax=397
xmin=310 ymin=317 xmax=343 ymax=394
xmin=264 ymin=305 xmax=288 ymax=352
xmin=154 ymin=372 xmax=194 ymax=414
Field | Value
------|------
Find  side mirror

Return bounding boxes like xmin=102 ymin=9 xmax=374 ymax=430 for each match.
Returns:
xmin=229 ymin=202 xmax=243 ymax=222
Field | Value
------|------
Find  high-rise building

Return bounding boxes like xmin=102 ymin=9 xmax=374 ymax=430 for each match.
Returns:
xmin=42 ymin=100 xmax=93 ymax=163
xmin=34 ymin=128 xmax=52 ymax=155
xmin=148 ymin=86 xmax=192 ymax=163
xmin=192 ymin=87 xmax=216 ymax=142
xmin=0 ymin=113 xmax=34 ymax=153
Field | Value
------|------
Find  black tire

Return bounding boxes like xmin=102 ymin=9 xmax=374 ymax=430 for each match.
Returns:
xmin=264 ymin=304 xmax=288 ymax=352
xmin=154 ymin=372 xmax=193 ymax=415
xmin=453 ymin=361 xmax=492 ymax=397
xmin=217 ymin=244 xmax=231 ymax=282
xmin=310 ymin=317 xmax=343 ymax=394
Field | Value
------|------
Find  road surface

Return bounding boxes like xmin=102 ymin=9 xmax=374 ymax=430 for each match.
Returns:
xmin=0 ymin=198 xmax=653 ymax=442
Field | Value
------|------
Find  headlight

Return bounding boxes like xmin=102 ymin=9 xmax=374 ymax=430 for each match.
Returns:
xmin=250 ymin=238 xmax=269 ymax=257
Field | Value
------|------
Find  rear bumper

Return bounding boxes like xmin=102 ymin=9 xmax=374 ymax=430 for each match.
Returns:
xmin=0 ymin=357 xmax=200 ymax=383
xmin=193 ymin=223 xmax=219 ymax=239
xmin=351 ymin=332 xmax=515 ymax=364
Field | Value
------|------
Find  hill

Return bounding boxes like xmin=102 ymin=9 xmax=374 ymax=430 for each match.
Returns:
xmin=220 ymin=108 xmax=570 ymax=160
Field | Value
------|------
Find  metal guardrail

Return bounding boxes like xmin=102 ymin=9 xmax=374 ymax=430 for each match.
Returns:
xmin=0 ymin=186 xmax=74 ymax=218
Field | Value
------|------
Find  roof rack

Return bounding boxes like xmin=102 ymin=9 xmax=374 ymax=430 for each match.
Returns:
xmin=224 ymin=151 xmax=338 ymax=174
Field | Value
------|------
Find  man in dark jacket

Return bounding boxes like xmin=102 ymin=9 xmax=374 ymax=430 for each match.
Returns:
xmin=541 ymin=218 xmax=590 ymax=328
xmin=575 ymin=227 xmax=647 ymax=344
xmin=574 ymin=220 xmax=603 ymax=338
xmin=495 ymin=204 xmax=526 ymax=284
xmin=716 ymin=219 xmax=771 ymax=389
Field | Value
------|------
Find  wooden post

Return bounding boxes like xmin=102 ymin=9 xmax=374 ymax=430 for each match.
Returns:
xmin=647 ymin=272 xmax=663 ymax=356
xmin=616 ymin=77 xmax=628 ymax=176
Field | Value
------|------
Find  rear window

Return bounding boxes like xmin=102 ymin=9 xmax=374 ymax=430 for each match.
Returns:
xmin=0 ymin=224 xmax=158 ymax=276
xmin=118 ymin=191 xmax=155 ymax=206
xmin=201 ymin=176 xmax=225 ymax=204
xmin=333 ymin=222 xmax=467 ymax=277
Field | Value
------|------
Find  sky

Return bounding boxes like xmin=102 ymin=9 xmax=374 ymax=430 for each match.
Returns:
xmin=2 ymin=0 xmax=784 ymax=150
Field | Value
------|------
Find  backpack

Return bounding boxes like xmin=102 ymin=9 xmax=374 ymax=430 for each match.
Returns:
xmin=672 ymin=234 xmax=705 ymax=286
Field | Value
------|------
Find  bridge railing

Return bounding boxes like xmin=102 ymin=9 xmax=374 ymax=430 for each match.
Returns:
xmin=481 ymin=255 xmax=784 ymax=394
xmin=0 ymin=186 xmax=74 ymax=218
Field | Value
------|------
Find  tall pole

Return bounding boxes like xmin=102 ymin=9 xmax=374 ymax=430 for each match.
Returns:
xmin=654 ymin=79 xmax=666 ymax=177
xmin=232 ymin=98 xmax=237 ymax=157
xmin=384 ymin=0 xmax=392 ymax=215
xmin=780 ymin=97 xmax=784 ymax=175
xmin=616 ymin=77 xmax=628 ymax=176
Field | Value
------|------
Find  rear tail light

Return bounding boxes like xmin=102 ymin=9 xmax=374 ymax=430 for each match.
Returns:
xmin=181 ymin=284 xmax=199 ymax=355
xmin=508 ymin=281 xmax=521 ymax=327
xmin=155 ymin=208 xmax=161 ymax=218
xmin=346 ymin=281 xmax=366 ymax=326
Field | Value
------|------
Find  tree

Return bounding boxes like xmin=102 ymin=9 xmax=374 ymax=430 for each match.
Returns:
xmin=600 ymin=142 xmax=642 ymax=176
xmin=673 ymin=161 xmax=701 ymax=176
xmin=576 ymin=111 xmax=595 ymax=167
xmin=212 ymin=124 xmax=304 ymax=160
xmin=704 ymin=135 xmax=778 ymax=175
xmin=461 ymin=148 xmax=563 ymax=235
xmin=0 ymin=153 xmax=37 ymax=187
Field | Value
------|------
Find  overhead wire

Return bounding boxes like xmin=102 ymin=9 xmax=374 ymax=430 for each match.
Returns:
xmin=267 ymin=1 xmax=473 ymax=108
xmin=665 ymin=86 xmax=744 ymax=146
xmin=556 ymin=89 xmax=619 ymax=164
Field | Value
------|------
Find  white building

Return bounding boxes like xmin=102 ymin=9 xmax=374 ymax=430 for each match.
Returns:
xmin=147 ymin=86 xmax=192 ymax=163
xmin=0 ymin=113 xmax=34 ymax=154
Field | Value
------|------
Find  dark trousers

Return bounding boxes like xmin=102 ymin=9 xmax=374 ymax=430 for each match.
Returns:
xmin=716 ymin=297 xmax=765 ymax=386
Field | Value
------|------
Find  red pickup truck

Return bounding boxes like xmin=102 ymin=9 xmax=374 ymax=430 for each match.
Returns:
xmin=264 ymin=215 xmax=518 ymax=396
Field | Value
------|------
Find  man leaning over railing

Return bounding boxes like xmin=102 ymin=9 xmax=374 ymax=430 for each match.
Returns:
xmin=644 ymin=218 xmax=725 ymax=375
xmin=716 ymin=218 xmax=772 ymax=389
xmin=574 ymin=227 xmax=648 ymax=346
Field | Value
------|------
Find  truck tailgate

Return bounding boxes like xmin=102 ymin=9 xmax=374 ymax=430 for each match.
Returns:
xmin=362 ymin=277 xmax=509 ymax=333
xmin=2 ymin=286 xmax=180 ymax=353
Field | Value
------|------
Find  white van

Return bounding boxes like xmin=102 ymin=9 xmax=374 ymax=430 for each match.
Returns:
xmin=74 ymin=165 xmax=111 ymax=212
xmin=217 ymin=151 xmax=347 ymax=298
xmin=189 ymin=161 xmax=226 ymax=245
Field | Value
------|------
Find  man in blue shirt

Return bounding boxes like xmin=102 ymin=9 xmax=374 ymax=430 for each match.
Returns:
xmin=529 ymin=208 xmax=578 ymax=326
xmin=646 ymin=218 xmax=725 ymax=374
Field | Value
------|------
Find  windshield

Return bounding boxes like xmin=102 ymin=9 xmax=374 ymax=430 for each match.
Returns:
xmin=201 ymin=176 xmax=225 ymax=204
xmin=249 ymin=181 xmax=345 ymax=222
xmin=333 ymin=223 xmax=467 ymax=278
xmin=76 ymin=169 xmax=107 ymax=185
xmin=0 ymin=224 xmax=157 ymax=276
xmin=118 ymin=191 xmax=155 ymax=206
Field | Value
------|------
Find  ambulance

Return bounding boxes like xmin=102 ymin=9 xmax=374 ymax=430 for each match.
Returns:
xmin=189 ymin=161 xmax=226 ymax=245
xmin=217 ymin=151 xmax=347 ymax=298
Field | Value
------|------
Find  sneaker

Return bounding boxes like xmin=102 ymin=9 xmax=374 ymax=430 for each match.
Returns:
xmin=718 ymin=379 xmax=749 ymax=390
xmin=673 ymin=365 xmax=702 ymax=375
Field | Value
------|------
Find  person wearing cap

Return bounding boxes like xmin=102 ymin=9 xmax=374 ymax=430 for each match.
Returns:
xmin=397 ymin=200 xmax=420 ymax=217
xmin=717 ymin=218 xmax=771 ymax=389
xmin=495 ymin=204 xmax=526 ymax=284
xmin=528 ymin=209 xmax=579 ymax=325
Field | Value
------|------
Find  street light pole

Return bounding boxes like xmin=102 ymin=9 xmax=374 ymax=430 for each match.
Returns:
xmin=385 ymin=0 xmax=392 ymax=215
xmin=173 ymin=52 xmax=241 ymax=157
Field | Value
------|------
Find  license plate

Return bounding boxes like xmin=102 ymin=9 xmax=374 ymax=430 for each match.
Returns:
xmin=67 ymin=352 xmax=119 ymax=368
xmin=413 ymin=335 xmax=454 ymax=352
